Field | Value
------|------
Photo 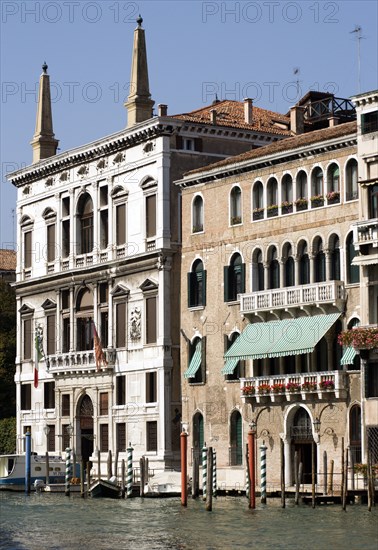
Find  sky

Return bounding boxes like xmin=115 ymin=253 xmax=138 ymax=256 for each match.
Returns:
xmin=1 ymin=0 xmax=377 ymax=248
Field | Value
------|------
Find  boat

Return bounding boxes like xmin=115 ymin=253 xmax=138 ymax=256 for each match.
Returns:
xmin=0 ymin=453 xmax=67 ymax=491
xmin=89 ymin=477 xmax=121 ymax=499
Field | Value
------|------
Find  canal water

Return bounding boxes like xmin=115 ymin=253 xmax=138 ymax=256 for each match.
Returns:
xmin=0 ymin=493 xmax=377 ymax=550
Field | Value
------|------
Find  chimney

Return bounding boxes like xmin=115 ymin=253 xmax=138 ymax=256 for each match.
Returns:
xmin=244 ymin=98 xmax=253 ymax=125
xmin=210 ymin=109 xmax=217 ymax=124
xmin=290 ymin=106 xmax=305 ymax=135
xmin=328 ymin=116 xmax=339 ymax=127
xmin=158 ymin=104 xmax=168 ymax=116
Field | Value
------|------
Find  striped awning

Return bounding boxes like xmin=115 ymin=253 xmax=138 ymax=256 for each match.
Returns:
xmin=224 ymin=313 xmax=340 ymax=360
xmin=340 ymin=346 xmax=357 ymax=365
xmin=221 ymin=357 xmax=240 ymax=375
xmin=184 ymin=340 xmax=202 ymax=378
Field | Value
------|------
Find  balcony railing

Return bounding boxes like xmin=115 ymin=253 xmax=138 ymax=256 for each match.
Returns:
xmin=240 ymin=281 xmax=345 ymax=315
xmin=353 ymin=219 xmax=378 ymax=250
xmin=48 ymin=348 xmax=116 ymax=374
xmin=241 ymin=370 xmax=347 ymax=402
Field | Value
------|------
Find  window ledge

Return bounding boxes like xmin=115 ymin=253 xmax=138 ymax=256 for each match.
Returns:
xmin=225 ymin=379 xmax=240 ymax=383
xmin=226 ymin=300 xmax=240 ymax=306
xmin=188 ymin=305 xmax=205 ymax=312
xmin=188 ymin=382 xmax=206 ymax=386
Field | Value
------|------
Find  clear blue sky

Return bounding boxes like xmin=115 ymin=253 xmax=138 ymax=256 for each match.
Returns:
xmin=1 ymin=0 xmax=377 ymax=248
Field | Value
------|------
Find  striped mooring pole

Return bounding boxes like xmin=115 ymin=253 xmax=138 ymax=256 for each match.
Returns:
xmin=245 ymin=444 xmax=250 ymax=499
xmin=126 ymin=443 xmax=133 ymax=498
xmin=260 ymin=442 xmax=267 ymax=504
xmin=65 ymin=447 xmax=72 ymax=497
xmin=212 ymin=450 xmax=217 ymax=498
xmin=202 ymin=442 xmax=207 ymax=501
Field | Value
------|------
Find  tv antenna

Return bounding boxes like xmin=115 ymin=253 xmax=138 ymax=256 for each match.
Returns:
xmin=350 ymin=25 xmax=364 ymax=93
xmin=293 ymin=67 xmax=300 ymax=99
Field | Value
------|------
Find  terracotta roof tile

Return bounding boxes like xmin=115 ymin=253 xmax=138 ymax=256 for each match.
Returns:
xmin=170 ymin=100 xmax=290 ymax=136
xmin=0 ymin=249 xmax=16 ymax=271
xmin=185 ymin=121 xmax=357 ymax=177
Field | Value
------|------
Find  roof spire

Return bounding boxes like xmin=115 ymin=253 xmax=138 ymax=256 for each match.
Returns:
xmin=30 ymin=63 xmax=59 ymax=163
xmin=124 ymin=16 xmax=155 ymax=127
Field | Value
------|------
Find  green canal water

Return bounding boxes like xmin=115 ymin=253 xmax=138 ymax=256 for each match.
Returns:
xmin=0 ymin=492 xmax=377 ymax=550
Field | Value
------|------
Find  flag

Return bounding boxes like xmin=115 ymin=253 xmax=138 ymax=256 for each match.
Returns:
xmin=34 ymin=326 xmax=44 ymax=388
xmin=93 ymin=322 xmax=108 ymax=371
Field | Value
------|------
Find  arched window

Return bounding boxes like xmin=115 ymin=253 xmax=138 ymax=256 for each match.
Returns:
xmin=296 ymin=171 xmax=308 ymax=211
xmin=192 ymin=195 xmax=204 ymax=233
xmin=347 ymin=317 xmax=361 ymax=370
xmin=77 ymin=193 xmax=94 ymax=254
xmin=76 ymin=288 xmax=94 ymax=351
xmin=313 ymin=237 xmax=326 ymax=282
xmin=298 ymin=241 xmax=310 ymax=285
xmin=327 ymin=163 xmax=340 ymax=193
xmin=252 ymin=249 xmax=264 ymax=291
xmin=252 ymin=181 xmax=264 ymax=220
xmin=226 ymin=332 xmax=244 ymax=380
xmin=267 ymin=177 xmax=278 ymax=217
xmin=345 ymin=159 xmax=358 ymax=201
xmin=311 ymin=167 xmax=324 ymax=196
xmin=329 ymin=234 xmax=340 ymax=280
xmin=230 ymin=410 xmax=242 ymax=466
xmin=332 ymin=319 xmax=343 ymax=370
xmin=281 ymin=174 xmax=293 ymax=213
xmin=349 ymin=405 xmax=361 ymax=464
xmin=188 ymin=259 xmax=206 ymax=307
xmin=283 ymin=243 xmax=294 ymax=287
xmin=268 ymin=247 xmax=280 ymax=289
xmin=368 ymin=183 xmax=378 ymax=218
xmin=346 ymin=232 xmax=360 ymax=284
xmin=224 ymin=253 xmax=245 ymax=302
xmin=188 ymin=337 xmax=205 ymax=384
xmin=192 ymin=412 xmax=204 ymax=463
xmin=230 ymin=186 xmax=242 ymax=225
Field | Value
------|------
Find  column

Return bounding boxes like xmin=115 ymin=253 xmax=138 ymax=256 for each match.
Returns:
xmin=294 ymin=257 xmax=300 ymax=287
xmin=309 ymin=254 xmax=315 ymax=284
xmin=263 ymin=262 xmax=270 ymax=291
xmin=325 ymin=249 xmax=332 ymax=282
xmin=282 ymin=435 xmax=291 ymax=486
xmin=69 ymin=285 xmax=75 ymax=351
xmin=279 ymin=259 xmax=285 ymax=289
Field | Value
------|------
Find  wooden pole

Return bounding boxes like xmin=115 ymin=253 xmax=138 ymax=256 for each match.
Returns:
xmin=342 ymin=449 xmax=348 ymax=511
xmin=205 ymin=447 xmax=213 ymax=511
xmin=73 ymin=451 xmax=76 ymax=480
xmin=121 ymin=459 xmax=125 ymax=499
xmin=294 ymin=451 xmax=299 ymax=505
xmin=323 ymin=450 xmax=327 ymax=495
xmin=45 ymin=452 xmax=50 ymax=486
xmin=311 ymin=441 xmax=316 ymax=509
xmin=140 ymin=457 xmax=145 ymax=497
xmin=367 ymin=451 xmax=372 ymax=512
xmin=86 ymin=462 xmax=91 ymax=495
xmin=97 ymin=450 xmax=101 ymax=481
xmin=298 ymin=462 xmax=303 ymax=503
xmin=328 ymin=459 xmax=334 ymax=495
xmin=114 ymin=450 xmax=119 ymax=482
xmin=107 ymin=450 xmax=112 ymax=480
xmin=248 ymin=430 xmax=256 ymax=509
xmin=280 ymin=438 xmax=285 ymax=509
xmin=80 ymin=460 xmax=85 ymax=498
xmin=145 ymin=457 xmax=149 ymax=484
xmin=192 ymin=456 xmax=199 ymax=499
xmin=341 ymin=437 xmax=345 ymax=506
xmin=181 ymin=431 xmax=188 ymax=507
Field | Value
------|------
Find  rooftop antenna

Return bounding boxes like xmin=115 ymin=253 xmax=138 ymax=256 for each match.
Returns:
xmin=350 ymin=25 xmax=364 ymax=93
xmin=293 ymin=67 xmax=300 ymax=100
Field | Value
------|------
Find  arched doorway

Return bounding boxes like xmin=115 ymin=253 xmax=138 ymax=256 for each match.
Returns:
xmin=290 ymin=407 xmax=316 ymax=484
xmin=192 ymin=412 xmax=204 ymax=463
xmin=77 ymin=394 xmax=94 ymax=464
xmin=230 ymin=410 xmax=242 ymax=465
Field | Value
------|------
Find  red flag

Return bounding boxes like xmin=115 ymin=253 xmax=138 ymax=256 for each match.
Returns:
xmin=93 ymin=323 xmax=108 ymax=371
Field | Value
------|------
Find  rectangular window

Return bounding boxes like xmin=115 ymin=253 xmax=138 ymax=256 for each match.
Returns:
xmin=116 ymin=204 xmax=126 ymax=245
xmin=116 ymin=423 xmax=126 ymax=452
xmin=361 ymin=111 xmax=378 ymax=135
xmin=77 ymin=317 xmax=93 ymax=351
xmin=99 ymin=392 xmax=108 ymax=415
xmin=366 ymin=362 xmax=378 ymax=398
xmin=47 ymin=425 xmax=55 ymax=452
xmin=100 ymin=185 xmax=108 ymax=207
xmin=21 ymin=384 xmax=31 ymax=410
xmin=61 ymin=289 xmax=70 ymax=310
xmin=62 ymin=317 xmax=70 ymax=353
xmin=23 ymin=318 xmax=32 ymax=360
xmin=146 ymin=372 xmax=157 ymax=403
xmin=62 ymin=425 xmax=70 ymax=451
xmin=99 ymin=283 xmax=108 ymax=304
xmin=62 ymin=196 xmax=70 ymax=217
xmin=146 ymin=296 xmax=157 ymax=344
xmin=116 ymin=375 xmax=126 ymax=405
xmin=61 ymin=394 xmax=70 ymax=416
xmin=100 ymin=210 xmax=108 ymax=249
xmin=101 ymin=311 xmax=108 ymax=348
xmin=62 ymin=220 xmax=70 ymax=258
xmin=100 ymin=424 xmax=109 ymax=452
xmin=147 ymin=421 xmax=157 ymax=452
xmin=47 ymin=314 xmax=56 ymax=355
xmin=146 ymin=194 xmax=156 ymax=238
xmin=47 ymin=224 xmax=56 ymax=263
xmin=116 ymin=302 xmax=126 ymax=347
xmin=44 ymin=381 xmax=55 ymax=409
xmin=24 ymin=231 xmax=32 ymax=268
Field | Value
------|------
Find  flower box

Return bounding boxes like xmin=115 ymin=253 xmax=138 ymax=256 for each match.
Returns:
xmin=310 ymin=195 xmax=324 ymax=208
xmin=242 ymin=385 xmax=255 ymax=396
xmin=192 ymin=225 xmax=203 ymax=233
xmin=253 ymin=209 xmax=264 ymax=220
xmin=258 ymin=383 xmax=271 ymax=394
xmin=267 ymin=205 xmax=278 ymax=218
xmin=338 ymin=327 xmax=378 ymax=350
xmin=302 ymin=382 xmax=317 ymax=391
xmin=286 ymin=382 xmax=301 ymax=393
xmin=295 ymin=198 xmax=308 ymax=211
xmin=271 ymin=383 xmax=285 ymax=394
xmin=319 ymin=380 xmax=335 ymax=390
xmin=231 ymin=216 xmax=242 ymax=226
xmin=326 ymin=191 xmax=340 ymax=205
xmin=281 ymin=202 xmax=293 ymax=214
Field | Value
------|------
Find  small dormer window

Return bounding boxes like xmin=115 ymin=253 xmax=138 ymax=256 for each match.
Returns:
xmin=361 ymin=110 xmax=378 ymax=134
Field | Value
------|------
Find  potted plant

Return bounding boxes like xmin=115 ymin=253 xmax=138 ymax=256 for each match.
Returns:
xmin=258 ymin=383 xmax=271 ymax=395
xmin=267 ymin=204 xmax=278 ymax=218
xmin=286 ymin=382 xmax=301 ymax=392
xmin=319 ymin=380 xmax=335 ymax=390
xmin=295 ymin=197 xmax=308 ymax=211
xmin=281 ymin=201 xmax=293 ymax=214
xmin=302 ymin=381 xmax=317 ymax=391
xmin=271 ymin=383 xmax=285 ymax=393
xmin=253 ymin=207 xmax=264 ymax=220
xmin=242 ymin=385 xmax=255 ymax=396
xmin=192 ymin=225 xmax=203 ymax=233
xmin=338 ymin=327 xmax=378 ymax=350
xmin=326 ymin=190 xmax=340 ymax=205
xmin=231 ymin=215 xmax=242 ymax=225
xmin=310 ymin=194 xmax=324 ymax=208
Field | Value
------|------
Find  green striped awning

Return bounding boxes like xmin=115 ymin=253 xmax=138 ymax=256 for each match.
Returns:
xmin=184 ymin=340 xmax=202 ymax=378
xmin=221 ymin=357 xmax=240 ymax=375
xmin=340 ymin=346 xmax=357 ymax=365
xmin=224 ymin=313 xmax=340 ymax=360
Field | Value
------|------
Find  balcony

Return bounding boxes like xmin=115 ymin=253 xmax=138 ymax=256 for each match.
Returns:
xmin=241 ymin=371 xmax=347 ymax=403
xmin=240 ymin=281 xmax=345 ymax=315
xmin=353 ymin=219 xmax=378 ymax=250
xmin=48 ymin=348 xmax=116 ymax=375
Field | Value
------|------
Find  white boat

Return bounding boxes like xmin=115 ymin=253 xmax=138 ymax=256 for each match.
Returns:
xmin=0 ymin=453 xmax=66 ymax=491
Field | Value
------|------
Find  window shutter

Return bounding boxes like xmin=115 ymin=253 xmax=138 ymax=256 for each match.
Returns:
xmin=176 ymin=135 xmax=183 ymax=149
xmin=223 ymin=266 xmax=229 ymax=302
xmin=146 ymin=194 xmax=156 ymax=238
xmin=201 ymin=336 xmax=207 ymax=382
xmin=187 ymin=272 xmax=193 ymax=308
xmin=47 ymin=224 xmax=56 ymax=262
xmin=202 ymin=270 xmax=207 ymax=306
xmin=240 ymin=263 xmax=246 ymax=294
xmin=194 ymin=138 xmax=203 ymax=152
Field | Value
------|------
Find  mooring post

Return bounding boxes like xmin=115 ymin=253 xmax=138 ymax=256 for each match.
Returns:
xmin=349 ymin=448 xmax=355 ymax=491
xmin=126 ymin=443 xmax=133 ymax=498
xmin=181 ymin=431 xmax=188 ymax=506
xmin=192 ymin=456 xmax=199 ymax=499
xmin=97 ymin=449 xmax=101 ymax=481
xmin=212 ymin=449 xmax=217 ymax=498
xmin=121 ymin=459 xmax=125 ymax=499
xmin=202 ymin=442 xmax=208 ymax=501
xmin=294 ymin=451 xmax=299 ymax=505
xmin=341 ymin=437 xmax=345 ymax=507
xmin=245 ymin=444 xmax=250 ymax=500
xmin=260 ymin=441 xmax=267 ymax=504
xmin=144 ymin=457 xmax=149 ymax=485
xmin=280 ymin=438 xmax=285 ymax=509
xmin=65 ymin=447 xmax=71 ymax=497
xmin=107 ymin=450 xmax=112 ymax=480
xmin=114 ymin=450 xmax=119 ymax=482
xmin=342 ymin=448 xmax=348 ymax=511
xmin=73 ymin=451 xmax=76 ymax=480
xmin=87 ymin=462 xmax=91 ymax=494
xmin=298 ymin=462 xmax=303 ymax=504
xmin=80 ymin=460 xmax=85 ymax=498
xmin=328 ymin=459 xmax=334 ymax=495
xmin=140 ymin=457 xmax=145 ymax=497
xmin=323 ymin=450 xmax=327 ymax=496
xmin=311 ymin=441 xmax=316 ymax=509
xmin=248 ymin=430 xmax=256 ymax=509
xmin=25 ymin=430 xmax=31 ymax=495
xmin=45 ymin=451 xmax=50 ymax=486
xmin=206 ymin=447 xmax=213 ymax=512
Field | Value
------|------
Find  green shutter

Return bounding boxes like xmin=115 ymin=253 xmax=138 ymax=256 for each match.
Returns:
xmin=202 ymin=270 xmax=207 ymax=306
xmin=187 ymin=272 xmax=192 ymax=308
xmin=201 ymin=336 xmax=207 ymax=383
xmin=224 ymin=266 xmax=229 ymax=302
xmin=240 ymin=263 xmax=246 ymax=294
